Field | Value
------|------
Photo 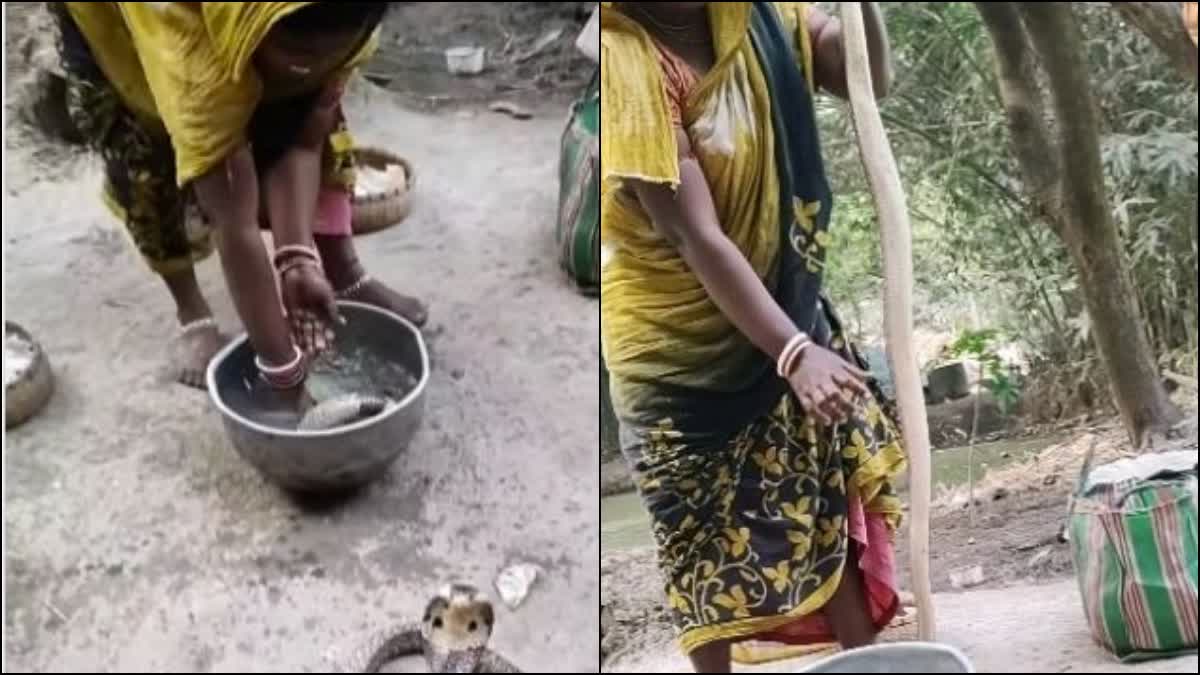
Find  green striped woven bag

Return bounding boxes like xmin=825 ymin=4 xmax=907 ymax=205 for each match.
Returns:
xmin=556 ymin=69 xmax=599 ymax=296
xmin=1069 ymin=452 xmax=1198 ymax=662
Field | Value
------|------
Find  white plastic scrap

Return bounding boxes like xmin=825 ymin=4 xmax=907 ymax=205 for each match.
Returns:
xmin=576 ymin=5 xmax=599 ymax=63
xmin=494 ymin=562 xmax=543 ymax=610
xmin=1084 ymin=449 xmax=1197 ymax=495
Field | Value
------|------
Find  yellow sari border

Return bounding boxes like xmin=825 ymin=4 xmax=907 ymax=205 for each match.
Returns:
xmin=678 ymin=560 xmax=845 ymax=653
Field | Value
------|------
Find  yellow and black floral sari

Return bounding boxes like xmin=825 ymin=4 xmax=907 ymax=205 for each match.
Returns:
xmin=601 ymin=1 xmax=906 ymax=656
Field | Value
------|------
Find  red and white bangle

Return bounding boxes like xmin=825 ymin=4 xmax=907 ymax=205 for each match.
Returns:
xmin=776 ymin=332 xmax=812 ymax=378
xmin=277 ymin=256 xmax=322 ymax=281
xmin=272 ymin=244 xmax=321 ymax=269
xmin=255 ymin=344 xmax=306 ymax=389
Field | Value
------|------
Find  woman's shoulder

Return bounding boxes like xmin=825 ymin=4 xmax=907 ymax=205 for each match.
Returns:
xmin=600 ymin=18 xmax=663 ymax=92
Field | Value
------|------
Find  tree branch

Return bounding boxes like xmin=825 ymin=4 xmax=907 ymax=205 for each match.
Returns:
xmin=882 ymin=109 xmax=1029 ymax=210
xmin=1110 ymin=2 xmax=1198 ymax=85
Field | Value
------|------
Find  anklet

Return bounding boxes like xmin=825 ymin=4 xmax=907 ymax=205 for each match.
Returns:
xmin=180 ymin=317 xmax=217 ymax=335
xmin=336 ymin=274 xmax=374 ymax=299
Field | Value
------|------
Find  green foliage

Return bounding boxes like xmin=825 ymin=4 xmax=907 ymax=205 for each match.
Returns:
xmin=947 ymin=328 xmax=1020 ymax=414
xmin=820 ymin=2 xmax=1197 ymax=385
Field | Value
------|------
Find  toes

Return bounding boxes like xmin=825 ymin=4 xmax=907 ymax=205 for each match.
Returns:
xmin=405 ymin=301 xmax=429 ymax=327
xmin=178 ymin=368 xmax=207 ymax=390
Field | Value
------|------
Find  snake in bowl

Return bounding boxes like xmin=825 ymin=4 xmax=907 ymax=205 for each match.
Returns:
xmin=333 ymin=584 xmax=521 ymax=673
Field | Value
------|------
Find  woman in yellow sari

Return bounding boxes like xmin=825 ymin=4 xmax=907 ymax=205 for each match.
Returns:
xmin=53 ymin=2 xmax=427 ymax=395
xmin=602 ymin=2 xmax=904 ymax=671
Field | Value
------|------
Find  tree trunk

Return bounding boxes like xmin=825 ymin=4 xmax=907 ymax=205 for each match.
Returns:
xmin=977 ymin=2 xmax=1183 ymax=447
xmin=1110 ymin=2 xmax=1198 ymax=84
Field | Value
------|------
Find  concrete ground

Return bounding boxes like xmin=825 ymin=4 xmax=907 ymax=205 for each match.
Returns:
xmin=606 ymin=579 xmax=1199 ymax=673
xmin=3 ymin=87 xmax=599 ymax=671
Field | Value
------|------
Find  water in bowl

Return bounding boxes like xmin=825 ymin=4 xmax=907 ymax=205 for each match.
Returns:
xmin=225 ymin=341 xmax=419 ymax=431
xmin=306 ymin=340 xmax=419 ymax=404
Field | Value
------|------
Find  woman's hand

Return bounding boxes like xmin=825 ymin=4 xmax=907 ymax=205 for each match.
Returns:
xmin=247 ymin=371 xmax=317 ymax=428
xmin=280 ymin=263 xmax=340 ymax=357
xmin=786 ymin=344 xmax=870 ymax=426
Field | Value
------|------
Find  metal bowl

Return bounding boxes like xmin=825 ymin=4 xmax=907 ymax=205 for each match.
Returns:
xmin=206 ymin=301 xmax=429 ymax=493
xmin=5 ymin=320 xmax=55 ymax=430
xmin=798 ymin=642 xmax=974 ymax=673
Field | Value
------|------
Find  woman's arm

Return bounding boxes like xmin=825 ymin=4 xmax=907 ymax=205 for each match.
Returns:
xmin=807 ymin=2 xmax=893 ymax=100
xmin=261 ymin=84 xmax=343 ymax=250
xmin=192 ymin=145 xmax=295 ymax=366
xmin=631 ymin=128 xmax=868 ymax=424
xmin=261 ymin=148 xmax=322 ymax=249
xmin=631 ymin=128 xmax=802 ymax=366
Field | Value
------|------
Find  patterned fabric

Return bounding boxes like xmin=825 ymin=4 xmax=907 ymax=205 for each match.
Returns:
xmin=1070 ymin=454 xmax=1198 ymax=662
xmin=628 ymin=337 xmax=905 ymax=653
xmin=62 ymin=2 xmax=376 ymax=184
xmin=601 ymin=1 xmax=907 ymax=654
xmin=51 ymin=3 xmax=358 ymax=275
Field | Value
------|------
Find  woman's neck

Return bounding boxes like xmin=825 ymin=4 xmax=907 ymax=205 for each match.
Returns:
xmin=639 ymin=3 xmax=707 ymax=26
xmin=625 ymin=2 xmax=715 ymax=71
xmin=628 ymin=4 xmax=708 ymax=42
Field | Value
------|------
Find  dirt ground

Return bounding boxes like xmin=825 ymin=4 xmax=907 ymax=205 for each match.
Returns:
xmin=601 ymin=414 xmax=1199 ymax=671
xmin=605 ymin=578 xmax=1199 ymax=673
xmin=369 ymin=2 xmax=592 ymax=111
xmin=3 ymin=5 xmax=599 ymax=669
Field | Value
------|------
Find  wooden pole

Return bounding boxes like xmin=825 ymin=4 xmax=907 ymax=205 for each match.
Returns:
xmin=840 ymin=2 xmax=936 ymax=641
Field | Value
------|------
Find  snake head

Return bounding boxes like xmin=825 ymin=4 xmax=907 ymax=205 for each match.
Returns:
xmin=422 ymin=584 xmax=495 ymax=672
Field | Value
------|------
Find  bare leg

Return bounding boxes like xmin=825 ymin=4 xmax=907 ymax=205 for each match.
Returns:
xmin=823 ymin=545 xmax=878 ymax=649
xmin=162 ymin=266 xmax=229 ymax=389
xmin=314 ymin=234 xmax=429 ymax=327
xmin=688 ymin=639 xmax=732 ymax=673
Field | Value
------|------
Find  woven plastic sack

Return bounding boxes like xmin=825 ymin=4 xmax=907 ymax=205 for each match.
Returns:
xmin=1069 ymin=450 xmax=1198 ymax=662
xmin=556 ymin=70 xmax=600 ymax=296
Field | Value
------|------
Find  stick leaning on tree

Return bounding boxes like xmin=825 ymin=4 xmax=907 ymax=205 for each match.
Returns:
xmin=840 ymin=1 xmax=936 ymax=641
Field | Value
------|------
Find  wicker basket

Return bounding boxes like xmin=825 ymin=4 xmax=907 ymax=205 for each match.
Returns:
xmin=351 ymin=147 xmax=415 ymax=236
xmin=5 ymin=321 xmax=55 ymax=430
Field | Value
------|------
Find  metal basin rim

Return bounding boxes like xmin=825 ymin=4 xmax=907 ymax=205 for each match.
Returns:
xmin=204 ymin=300 xmax=430 ymax=439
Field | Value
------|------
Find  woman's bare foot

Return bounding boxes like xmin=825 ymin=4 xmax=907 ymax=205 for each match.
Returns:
xmin=159 ymin=268 xmax=230 ymax=389
xmin=338 ymin=276 xmax=428 ymax=327
xmin=314 ymin=234 xmax=428 ymax=327
xmin=172 ymin=319 xmax=230 ymax=389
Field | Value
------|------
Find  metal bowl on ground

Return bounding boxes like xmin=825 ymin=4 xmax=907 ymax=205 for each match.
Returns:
xmin=206 ymin=301 xmax=429 ymax=493
xmin=5 ymin=321 xmax=55 ymax=430
xmin=797 ymin=642 xmax=974 ymax=673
